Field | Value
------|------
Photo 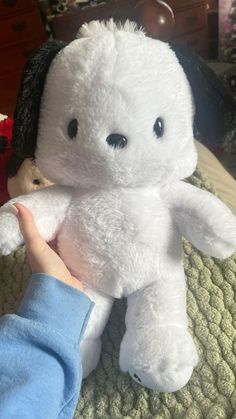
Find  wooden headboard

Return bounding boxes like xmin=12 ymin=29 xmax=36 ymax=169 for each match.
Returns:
xmin=51 ymin=0 xmax=174 ymax=42
xmin=51 ymin=0 xmax=208 ymax=57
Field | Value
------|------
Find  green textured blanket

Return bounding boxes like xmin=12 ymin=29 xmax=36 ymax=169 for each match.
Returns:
xmin=1 ymin=169 xmax=236 ymax=419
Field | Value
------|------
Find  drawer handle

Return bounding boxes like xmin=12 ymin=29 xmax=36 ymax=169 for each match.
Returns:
xmin=12 ymin=20 xmax=27 ymax=32
xmin=3 ymin=0 xmax=17 ymax=6
xmin=186 ymin=15 xmax=198 ymax=25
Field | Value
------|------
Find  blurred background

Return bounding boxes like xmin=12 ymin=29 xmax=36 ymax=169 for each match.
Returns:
xmin=1 ymin=0 xmax=236 ymax=115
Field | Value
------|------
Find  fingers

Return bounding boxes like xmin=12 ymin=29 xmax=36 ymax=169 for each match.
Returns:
xmin=12 ymin=203 xmax=45 ymax=249
xmin=11 ymin=203 xmax=84 ymax=290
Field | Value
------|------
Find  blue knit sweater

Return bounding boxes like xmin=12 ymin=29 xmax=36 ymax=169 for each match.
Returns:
xmin=0 ymin=273 xmax=93 ymax=419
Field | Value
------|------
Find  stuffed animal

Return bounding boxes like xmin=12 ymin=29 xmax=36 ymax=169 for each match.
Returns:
xmin=0 ymin=116 xmax=14 ymax=205
xmin=0 ymin=116 xmax=52 ymax=204
xmin=7 ymin=157 xmax=53 ymax=199
xmin=1 ymin=20 xmax=236 ymax=392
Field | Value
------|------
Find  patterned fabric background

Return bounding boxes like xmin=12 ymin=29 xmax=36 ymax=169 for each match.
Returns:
xmin=219 ymin=0 xmax=236 ymax=63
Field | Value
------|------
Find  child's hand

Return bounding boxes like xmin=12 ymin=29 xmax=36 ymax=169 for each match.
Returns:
xmin=13 ymin=203 xmax=83 ymax=291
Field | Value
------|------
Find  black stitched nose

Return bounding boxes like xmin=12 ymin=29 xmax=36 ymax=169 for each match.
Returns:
xmin=106 ymin=133 xmax=128 ymax=149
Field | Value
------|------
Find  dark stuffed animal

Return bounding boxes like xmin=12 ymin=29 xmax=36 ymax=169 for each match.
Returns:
xmin=0 ymin=117 xmax=52 ymax=205
xmin=0 ymin=117 xmax=14 ymax=205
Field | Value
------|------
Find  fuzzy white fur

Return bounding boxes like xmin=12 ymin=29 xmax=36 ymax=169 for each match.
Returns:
xmin=0 ymin=20 xmax=236 ymax=392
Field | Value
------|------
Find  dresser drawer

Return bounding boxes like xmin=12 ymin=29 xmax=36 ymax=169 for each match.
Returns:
xmin=175 ymin=29 xmax=208 ymax=57
xmin=0 ymin=70 xmax=22 ymax=115
xmin=174 ymin=5 xmax=207 ymax=37
xmin=0 ymin=0 xmax=34 ymax=17
xmin=0 ymin=39 xmax=42 ymax=78
xmin=0 ymin=8 xmax=45 ymax=47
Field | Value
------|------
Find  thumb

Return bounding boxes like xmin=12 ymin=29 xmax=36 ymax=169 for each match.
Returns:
xmin=12 ymin=203 xmax=45 ymax=250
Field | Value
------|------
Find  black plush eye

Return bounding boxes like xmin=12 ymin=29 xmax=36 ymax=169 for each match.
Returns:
xmin=67 ymin=119 xmax=78 ymax=139
xmin=154 ymin=117 xmax=164 ymax=138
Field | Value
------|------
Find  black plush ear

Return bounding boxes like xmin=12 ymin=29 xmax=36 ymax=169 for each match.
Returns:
xmin=170 ymin=42 xmax=236 ymax=145
xmin=12 ymin=40 xmax=67 ymax=159
xmin=6 ymin=153 xmax=25 ymax=178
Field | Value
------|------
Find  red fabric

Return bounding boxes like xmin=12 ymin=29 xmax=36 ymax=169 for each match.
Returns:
xmin=0 ymin=117 xmax=14 ymax=206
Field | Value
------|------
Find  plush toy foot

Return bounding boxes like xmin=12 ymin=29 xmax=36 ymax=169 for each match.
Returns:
xmin=80 ymin=338 xmax=102 ymax=378
xmin=119 ymin=325 xmax=198 ymax=392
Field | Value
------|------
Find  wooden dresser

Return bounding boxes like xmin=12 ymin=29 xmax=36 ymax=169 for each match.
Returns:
xmin=51 ymin=0 xmax=208 ymax=57
xmin=167 ymin=0 xmax=208 ymax=57
xmin=0 ymin=0 xmax=209 ymax=115
xmin=0 ymin=0 xmax=46 ymax=115
xmin=207 ymin=0 xmax=219 ymax=59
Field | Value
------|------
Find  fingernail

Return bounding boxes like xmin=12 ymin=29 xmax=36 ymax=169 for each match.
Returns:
xmin=9 ymin=203 xmax=19 ymax=216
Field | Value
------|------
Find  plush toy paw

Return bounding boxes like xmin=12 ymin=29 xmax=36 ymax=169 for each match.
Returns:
xmin=80 ymin=337 xmax=102 ymax=378
xmin=0 ymin=211 xmax=22 ymax=255
xmin=210 ymin=223 xmax=236 ymax=259
xmin=210 ymin=240 xmax=236 ymax=259
xmin=201 ymin=213 xmax=236 ymax=259
xmin=119 ymin=325 xmax=198 ymax=392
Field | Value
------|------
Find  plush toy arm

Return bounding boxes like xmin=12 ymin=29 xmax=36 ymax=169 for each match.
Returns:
xmin=165 ymin=181 xmax=236 ymax=258
xmin=0 ymin=185 xmax=72 ymax=256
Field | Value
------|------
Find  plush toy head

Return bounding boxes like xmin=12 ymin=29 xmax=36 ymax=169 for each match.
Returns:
xmin=11 ymin=20 xmax=236 ymax=189
xmin=0 ymin=117 xmax=52 ymax=205
xmin=7 ymin=158 xmax=53 ymax=199
xmin=37 ymin=24 xmax=198 ymax=188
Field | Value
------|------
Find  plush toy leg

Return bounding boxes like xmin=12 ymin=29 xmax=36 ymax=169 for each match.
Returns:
xmin=119 ymin=273 xmax=198 ymax=392
xmin=80 ymin=287 xmax=114 ymax=378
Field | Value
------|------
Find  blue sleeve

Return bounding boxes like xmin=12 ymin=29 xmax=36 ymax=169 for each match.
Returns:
xmin=0 ymin=273 xmax=93 ymax=419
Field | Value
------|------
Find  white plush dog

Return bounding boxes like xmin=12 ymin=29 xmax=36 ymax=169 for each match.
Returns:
xmin=1 ymin=20 xmax=236 ymax=392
